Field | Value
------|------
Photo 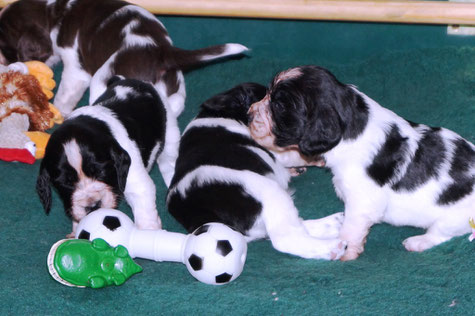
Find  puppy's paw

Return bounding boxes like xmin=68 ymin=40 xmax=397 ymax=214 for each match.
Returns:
xmin=403 ymin=234 xmax=438 ymax=252
xmin=304 ymin=212 xmax=345 ymax=239
xmin=305 ymin=238 xmax=347 ymax=261
xmin=328 ymin=240 xmax=347 ymax=260
xmin=339 ymin=243 xmax=364 ymax=261
xmin=340 ymin=251 xmax=360 ymax=261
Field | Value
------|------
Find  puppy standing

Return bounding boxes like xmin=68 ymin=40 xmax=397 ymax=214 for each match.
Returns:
xmin=37 ymin=77 xmax=170 ymax=235
xmin=0 ymin=0 xmax=249 ymax=186
xmin=167 ymin=83 xmax=346 ymax=260
xmin=0 ymin=0 xmax=248 ymax=118
xmin=249 ymin=65 xmax=474 ymax=260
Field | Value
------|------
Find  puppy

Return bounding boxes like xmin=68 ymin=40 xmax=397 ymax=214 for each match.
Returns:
xmin=166 ymin=83 xmax=347 ymax=260
xmin=249 ymin=65 xmax=475 ymax=260
xmin=37 ymin=77 xmax=170 ymax=235
xmin=0 ymin=0 xmax=248 ymax=117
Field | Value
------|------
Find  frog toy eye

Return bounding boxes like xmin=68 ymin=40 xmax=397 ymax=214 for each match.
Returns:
xmin=92 ymin=238 xmax=110 ymax=250
xmin=115 ymin=245 xmax=130 ymax=258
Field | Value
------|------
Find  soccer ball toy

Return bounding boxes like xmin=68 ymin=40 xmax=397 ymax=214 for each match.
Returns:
xmin=75 ymin=209 xmax=247 ymax=285
xmin=183 ymin=222 xmax=248 ymax=285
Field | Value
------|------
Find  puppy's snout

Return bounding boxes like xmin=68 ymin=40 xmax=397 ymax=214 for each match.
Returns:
xmin=85 ymin=201 xmax=101 ymax=213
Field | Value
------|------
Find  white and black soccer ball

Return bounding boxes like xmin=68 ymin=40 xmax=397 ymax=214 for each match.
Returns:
xmin=75 ymin=208 xmax=134 ymax=249
xmin=183 ymin=222 xmax=248 ymax=285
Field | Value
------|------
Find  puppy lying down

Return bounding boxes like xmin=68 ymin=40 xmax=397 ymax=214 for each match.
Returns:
xmin=167 ymin=83 xmax=347 ymax=260
xmin=249 ymin=65 xmax=475 ymax=260
xmin=37 ymin=77 xmax=169 ymax=235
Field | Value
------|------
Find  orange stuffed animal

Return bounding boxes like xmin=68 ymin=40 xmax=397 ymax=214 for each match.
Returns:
xmin=0 ymin=61 xmax=62 ymax=164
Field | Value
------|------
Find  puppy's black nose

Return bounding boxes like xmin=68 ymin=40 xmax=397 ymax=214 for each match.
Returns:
xmin=85 ymin=201 xmax=101 ymax=213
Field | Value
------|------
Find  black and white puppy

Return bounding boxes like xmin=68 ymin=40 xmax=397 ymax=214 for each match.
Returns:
xmin=37 ymin=77 xmax=169 ymax=236
xmin=167 ymin=83 xmax=347 ymax=260
xmin=249 ymin=65 xmax=475 ymax=261
xmin=0 ymin=0 xmax=247 ymax=117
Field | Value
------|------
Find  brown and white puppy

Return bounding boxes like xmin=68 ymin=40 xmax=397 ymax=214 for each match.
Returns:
xmin=249 ymin=65 xmax=475 ymax=261
xmin=0 ymin=0 xmax=248 ymax=118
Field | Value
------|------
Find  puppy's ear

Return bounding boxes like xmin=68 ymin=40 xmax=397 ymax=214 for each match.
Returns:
xmin=36 ymin=165 xmax=52 ymax=214
xmin=110 ymin=146 xmax=131 ymax=193
xmin=107 ymin=75 xmax=125 ymax=87
xmin=240 ymin=82 xmax=267 ymax=106
xmin=299 ymin=107 xmax=343 ymax=157
xmin=17 ymin=27 xmax=52 ymax=62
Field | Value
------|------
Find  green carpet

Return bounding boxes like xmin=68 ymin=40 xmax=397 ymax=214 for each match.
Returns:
xmin=1 ymin=16 xmax=474 ymax=315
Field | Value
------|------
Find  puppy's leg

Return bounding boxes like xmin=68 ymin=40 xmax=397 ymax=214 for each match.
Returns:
xmin=403 ymin=206 xmax=473 ymax=251
xmin=339 ymin=214 xmax=373 ymax=261
xmin=88 ymin=53 xmax=117 ymax=104
xmin=124 ymin=163 xmax=161 ymax=230
xmin=154 ymin=70 xmax=187 ymax=118
xmin=53 ymin=47 xmax=91 ymax=116
xmin=165 ymin=70 xmax=186 ymax=117
xmin=252 ymin=177 xmax=346 ymax=260
xmin=156 ymin=99 xmax=181 ymax=187
xmin=304 ymin=212 xmax=344 ymax=239
xmin=338 ymin=184 xmax=386 ymax=261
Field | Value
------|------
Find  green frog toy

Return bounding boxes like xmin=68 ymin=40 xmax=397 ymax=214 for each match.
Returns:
xmin=47 ymin=238 xmax=142 ymax=288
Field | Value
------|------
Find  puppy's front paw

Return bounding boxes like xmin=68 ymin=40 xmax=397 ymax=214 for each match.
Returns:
xmin=340 ymin=250 xmax=360 ymax=261
xmin=304 ymin=212 xmax=345 ymax=239
xmin=403 ymin=234 xmax=437 ymax=252
xmin=328 ymin=240 xmax=347 ymax=260
xmin=339 ymin=242 xmax=364 ymax=261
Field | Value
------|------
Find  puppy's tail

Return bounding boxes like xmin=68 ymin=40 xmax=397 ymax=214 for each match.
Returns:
xmin=165 ymin=43 xmax=248 ymax=70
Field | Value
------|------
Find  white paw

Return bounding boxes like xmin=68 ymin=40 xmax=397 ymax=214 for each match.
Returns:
xmin=325 ymin=239 xmax=347 ymax=260
xmin=304 ymin=212 xmax=345 ymax=239
xmin=403 ymin=235 xmax=437 ymax=252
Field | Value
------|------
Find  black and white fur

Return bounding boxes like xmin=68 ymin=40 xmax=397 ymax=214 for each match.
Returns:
xmin=0 ymin=0 xmax=248 ymax=117
xmin=167 ymin=83 xmax=347 ymax=260
xmin=249 ymin=65 xmax=475 ymax=261
xmin=37 ymin=77 xmax=170 ymax=235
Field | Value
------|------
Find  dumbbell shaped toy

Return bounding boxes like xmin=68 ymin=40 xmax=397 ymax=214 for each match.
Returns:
xmin=74 ymin=208 xmax=248 ymax=285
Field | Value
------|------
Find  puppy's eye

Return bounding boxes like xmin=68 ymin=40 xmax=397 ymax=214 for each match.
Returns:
xmin=56 ymin=170 xmax=78 ymax=186
xmin=83 ymin=163 xmax=106 ymax=178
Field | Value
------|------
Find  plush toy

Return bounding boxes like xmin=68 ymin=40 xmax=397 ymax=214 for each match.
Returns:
xmin=73 ymin=209 xmax=248 ymax=285
xmin=48 ymin=238 xmax=143 ymax=288
xmin=0 ymin=61 xmax=62 ymax=164
xmin=469 ymin=218 xmax=475 ymax=242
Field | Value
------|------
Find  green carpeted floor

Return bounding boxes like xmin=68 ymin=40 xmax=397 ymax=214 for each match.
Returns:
xmin=0 ymin=16 xmax=474 ymax=315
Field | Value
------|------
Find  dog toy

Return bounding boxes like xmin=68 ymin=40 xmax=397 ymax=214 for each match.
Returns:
xmin=469 ymin=218 xmax=475 ymax=242
xmin=47 ymin=238 xmax=143 ymax=288
xmin=75 ymin=208 xmax=248 ymax=285
xmin=0 ymin=61 xmax=62 ymax=163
